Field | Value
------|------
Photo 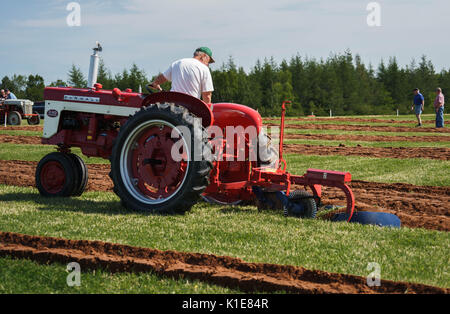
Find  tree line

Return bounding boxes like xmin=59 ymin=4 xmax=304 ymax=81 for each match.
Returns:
xmin=1 ymin=51 xmax=448 ymax=116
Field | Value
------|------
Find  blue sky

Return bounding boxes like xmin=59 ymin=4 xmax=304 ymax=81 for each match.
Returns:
xmin=1 ymin=0 xmax=449 ymax=83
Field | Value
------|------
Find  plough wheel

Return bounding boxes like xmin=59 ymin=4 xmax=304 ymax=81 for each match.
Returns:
xmin=288 ymin=190 xmax=317 ymax=218
xmin=109 ymin=103 xmax=213 ymax=214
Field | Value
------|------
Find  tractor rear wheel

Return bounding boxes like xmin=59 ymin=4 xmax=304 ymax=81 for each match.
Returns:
xmin=27 ymin=112 xmax=40 ymax=125
xmin=35 ymin=152 xmax=79 ymax=197
xmin=109 ymin=103 xmax=213 ymax=214
xmin=7 ymin=111 xmax=22 ymax=126
xmin=288 ymin=190 xmax=317 ymax=218
xmin=68 ymin=153 xmax=88 ymax=196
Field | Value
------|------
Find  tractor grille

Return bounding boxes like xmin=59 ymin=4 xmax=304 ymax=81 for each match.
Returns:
xmin=23 ymin=101 xmax=33 ymax=115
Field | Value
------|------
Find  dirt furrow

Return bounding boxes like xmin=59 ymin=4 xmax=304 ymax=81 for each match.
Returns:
xmin=264 ymin=117 xmax=437 ymax=124
xmin=284 ymin=144 xmax=450 ymax=160
xmin=286 ymin=133 xmax=450 ymax=143
xmin=0 ymin=160 xmax=448 ymax=231
xmin=0 ymin=134 xmax=41 ymax=145
xmin=0 ymin=232 xmax=447 ymax=294
xmin=272 ymin=123 xmax=450 ymax=133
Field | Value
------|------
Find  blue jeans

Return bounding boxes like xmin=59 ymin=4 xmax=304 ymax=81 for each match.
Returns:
xmin=436 ymin=106 xmax=444 ymax=128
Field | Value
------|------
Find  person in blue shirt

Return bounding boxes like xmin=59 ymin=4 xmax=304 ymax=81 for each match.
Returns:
xmin=5 ymin=89 xmax=17 ymax=100
xmin=411 ymin=88 xmax=424 ymax=127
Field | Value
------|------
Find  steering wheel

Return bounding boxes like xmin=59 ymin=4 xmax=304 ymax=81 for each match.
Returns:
xmin=146 ymin=84 xmax=163 ymax=94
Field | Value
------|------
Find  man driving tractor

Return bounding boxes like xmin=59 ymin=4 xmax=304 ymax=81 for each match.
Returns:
xmin=148 ymin=47 xmax=215 ymax=104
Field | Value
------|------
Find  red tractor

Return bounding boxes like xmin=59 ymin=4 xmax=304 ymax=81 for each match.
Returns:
xmin=35 ymin=45 xmax=400 ymax=226
xmin=36 ymin=85 xmax=356 ymax=219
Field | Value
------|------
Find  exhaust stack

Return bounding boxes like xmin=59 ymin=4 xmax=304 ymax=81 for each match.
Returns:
xmin=87 ymin=41 xmax=102 ymax=88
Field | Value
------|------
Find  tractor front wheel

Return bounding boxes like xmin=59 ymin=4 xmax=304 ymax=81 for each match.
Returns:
xmin=35 ymin=152 xmax=80 ymax=197
xmin=27 ymin=112 xmax=40 ymax=125
xmin=109 ymin=103 xmax=213 ymax=214
xmin=7 ymin=111 xmax=22 ymax=126
xmin=68 ymin=153 xmax=88 ymax=196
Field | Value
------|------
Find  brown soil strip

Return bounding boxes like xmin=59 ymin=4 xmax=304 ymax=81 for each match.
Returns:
xmin=264 ymin=117 xmax=437 ymax=125
xmin=2 ymin=132 xmax=448 ymax=147
xmin=286 ymin=133 xmax=450 ymax=143
xmin=1 ymin=126 xmax=43 ymax=132
xmin=0 ymin=231 xmax=446 ymax=293
xmin=273 ymin=123 xmax=450 ymax=133
xmin=0 ymin=160 xmax=448 ymax=231
xmin=1 ymin=133 xmax=447 ymax=160
xmin=318 ymin=181 xmax=450 ymax=232
xmin=284 ymin=144 xmax=450 ymax=160
xmin=0 ymin=160 xmax=113 ymax=192
xmin=0 ymin=134 xmax=41 ymax=145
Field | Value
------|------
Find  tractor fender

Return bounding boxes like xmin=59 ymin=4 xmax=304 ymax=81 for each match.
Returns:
xmin=141 ymin=92 xmax=213 ymax=128
xmin=211 ymin=103 xmax=263 ymax=133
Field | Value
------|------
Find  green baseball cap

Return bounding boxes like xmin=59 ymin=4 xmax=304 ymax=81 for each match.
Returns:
xmin=196 ymin=47 xmax=215 ymax=64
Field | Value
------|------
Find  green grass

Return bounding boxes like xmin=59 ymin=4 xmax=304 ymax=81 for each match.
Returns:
xmin=0 ymin=185 xmax=448 ymax=289
xmin=265 ymin=119 xmax=437 ymax=128
xmin=0 ymin=142 xmax=447 ymax=186
xmin=0 ymin=129 xmax=42 ymax=136
xmin=285 ymin=154 xmax=450 ymax=186
xmin=284 ymin=139 xmax=450 ymax=148
xmin=265 ymin=113 xmax=449 ymax=121
xmin=0 ymin=143 xmax=107 ymax=164
xmin=0 ymin=256 xmax=238 ymax=294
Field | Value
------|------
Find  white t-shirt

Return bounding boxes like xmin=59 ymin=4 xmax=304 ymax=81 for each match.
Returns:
xmin=163 ymin=58 xmax=214 ymax=99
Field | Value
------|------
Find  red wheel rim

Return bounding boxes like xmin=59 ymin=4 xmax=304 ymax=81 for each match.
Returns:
xmin=121 ymin=120 xmax=189 ymax=204
xmin=40 ymin=161 xmax=66 ymax=193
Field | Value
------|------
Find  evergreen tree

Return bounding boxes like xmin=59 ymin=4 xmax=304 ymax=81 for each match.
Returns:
xmin=67 ymin=64 xmax=87 ymax=88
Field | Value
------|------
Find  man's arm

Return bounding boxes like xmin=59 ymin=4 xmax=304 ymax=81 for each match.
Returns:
xmin=149 ymin=74 xmax=168 ymax=91
xmin=202 ymin=92 xmax=212 ymax=104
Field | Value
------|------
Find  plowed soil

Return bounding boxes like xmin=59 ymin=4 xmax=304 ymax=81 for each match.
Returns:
xmin=318 ymin=181 xmax=450 ymax=232
xmin=284 ymin=144 xmax=450 ymax=160
xmin=2 ymin=134 xmax=448 ymax=160
xmin=271 ymin=123 xmax=450 ymax=133
xmin=0 ymin=134 xmax=41 ymax=145
xmin=0 ymin=160 xmax=448 ymax=231
xmin=0 ymin=231 xmax=446 ymax=294
xmin=286 ymin=133 xmax=450 ymax=143
xmin=3 ymin=126 xmax=43 ymax=132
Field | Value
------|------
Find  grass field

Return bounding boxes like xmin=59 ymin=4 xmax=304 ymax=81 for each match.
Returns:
xmin=0 ymin=256 xmax=239 ymax=294
xmin=0 ymin=114 xmax=448 ymax=293
xmin=0 ymin=185 xmax=448 ymax=288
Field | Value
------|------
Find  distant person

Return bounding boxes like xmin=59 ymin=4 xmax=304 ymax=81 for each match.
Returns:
xmin=148 ymin=47 xmax=215 ymax=104
xmin=5 ymin=89 xmax=17 ymax=100
xmin=434 ymin=88 xmax=445 ymax=128
xmin=0 ymin=89 xmax=5 ymax=100
xmin=411 ymin=88 xmax=424 ymax=127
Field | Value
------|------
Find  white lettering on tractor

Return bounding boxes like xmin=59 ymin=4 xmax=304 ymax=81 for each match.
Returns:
xmin=64 ymin=95 xmax=100 ymax=103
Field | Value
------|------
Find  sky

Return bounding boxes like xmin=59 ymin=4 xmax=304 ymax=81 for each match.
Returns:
xmin=1 ymin=0 xmax=449 ymax=83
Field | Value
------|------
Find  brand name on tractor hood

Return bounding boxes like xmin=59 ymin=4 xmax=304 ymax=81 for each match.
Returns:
xmin=47 ymin=109 xmax=59 ymax=118
xmin=64 ymin=95 xmax=100 ymax=103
